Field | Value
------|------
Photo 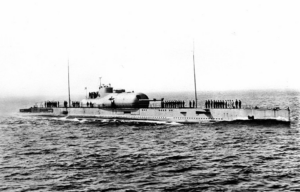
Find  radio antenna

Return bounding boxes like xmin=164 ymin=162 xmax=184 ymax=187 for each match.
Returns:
xmin=68 ymin=60 xmax=71 ymax=107
xmin=193 ymin=41 xmax=198 ymax=108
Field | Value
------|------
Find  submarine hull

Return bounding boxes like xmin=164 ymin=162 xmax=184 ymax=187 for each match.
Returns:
xmin=19 ymin=107 xmax=290 ymax=124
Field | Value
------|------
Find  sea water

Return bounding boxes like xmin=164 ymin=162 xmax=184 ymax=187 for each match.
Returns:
xmin=0 ymin=90 xmax=299 ymax=191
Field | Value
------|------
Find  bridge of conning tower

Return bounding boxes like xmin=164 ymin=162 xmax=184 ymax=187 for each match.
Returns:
xmin=98 ymin=85 xmax=126 ymax=98
xmin=98 ymin=86 xmax=113 ymax=98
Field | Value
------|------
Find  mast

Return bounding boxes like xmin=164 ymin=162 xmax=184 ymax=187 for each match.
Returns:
xmin=68 ymin=60 xmax=71 ymax=107
xmin=99 ymin=77 xmax=102 ymax=89
xmin=193 ymin=41 xmax=198 ymax=108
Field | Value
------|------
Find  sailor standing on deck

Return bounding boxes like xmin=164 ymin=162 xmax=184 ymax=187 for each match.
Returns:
xmin=193 ymin=100 xmax=195 ymax=108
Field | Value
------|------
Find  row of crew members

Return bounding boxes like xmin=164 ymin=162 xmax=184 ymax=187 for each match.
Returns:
xmin=45 ymin=101 xmax=59 ymax=108
xmin=100 ymin=84 xmax=111 ymax=88
xmin=72 ymin=101 xmax=80 ymax=108
xmin=86 ymin=102 xmax=94 ymax=107
xmin=61 ymin=101 xmax=96 ymax=108
xmin=62 ymin=101 xmax=95 ymax=108
xmin=189 ymin=100 xmax=196 ymax=108
xmin=205 ymin=99 xmax=242 ymax=109
xmin=62 ymin=101 xmax=80 ymax=108
xmin=161 ymin=100 xmax=196 ymax=108
xmin=89 ymin=92 xmax=99 ymax=99
xmin=162 ymin=100 xmax=185 ymax=108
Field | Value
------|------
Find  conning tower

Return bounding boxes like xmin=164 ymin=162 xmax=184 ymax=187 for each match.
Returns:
xmin=83 ymin=84 xmax=150 ymax=108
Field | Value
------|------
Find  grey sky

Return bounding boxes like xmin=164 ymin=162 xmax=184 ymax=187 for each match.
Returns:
xmin=0 ymin=0 xmax=299 ymax=97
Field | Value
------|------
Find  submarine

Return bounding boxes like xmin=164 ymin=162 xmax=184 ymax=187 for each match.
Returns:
xmin=18 ymin=49 xmax=290 ymax=124
xmin=19 ymin=83 xmax=291 ymax=124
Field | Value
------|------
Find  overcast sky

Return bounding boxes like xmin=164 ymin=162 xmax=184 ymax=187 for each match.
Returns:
xmin=0 ymin=0 xmax=299 ymax=98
